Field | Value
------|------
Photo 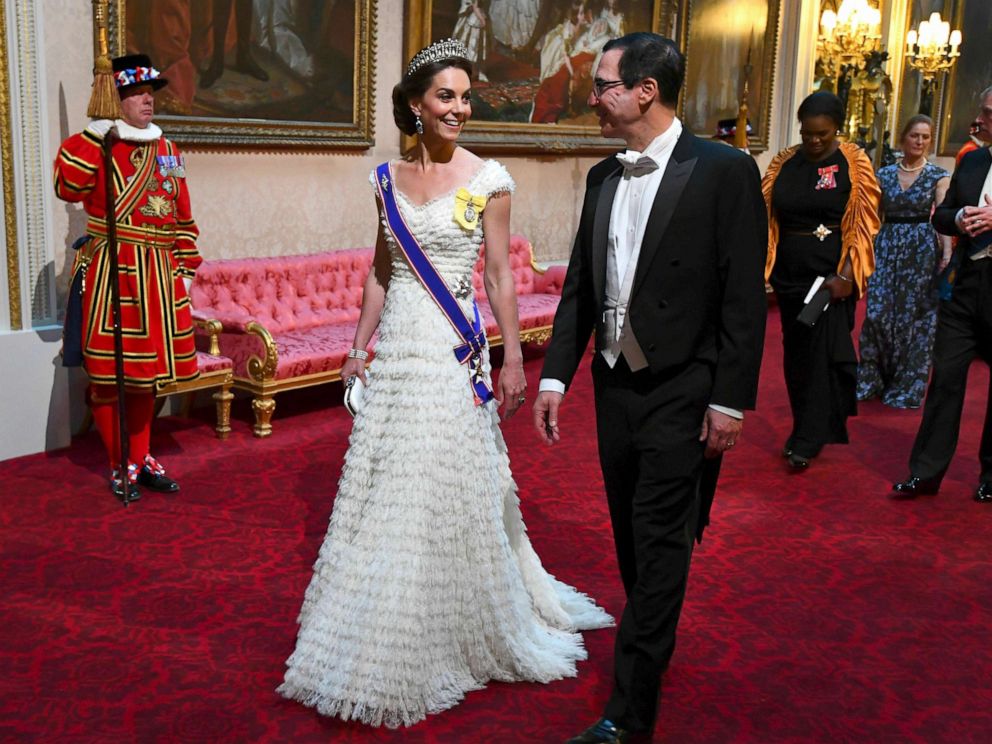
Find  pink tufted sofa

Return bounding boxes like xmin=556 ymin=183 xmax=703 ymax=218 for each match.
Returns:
xmin=190 ymin=236 xmax=565 ymax=436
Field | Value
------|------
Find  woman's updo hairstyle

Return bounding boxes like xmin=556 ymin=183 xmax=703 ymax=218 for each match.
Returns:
xmin=393 ymin=38 xmax=473 ymax=136
xmin=797 ymin=90 xmax=846 ymax=130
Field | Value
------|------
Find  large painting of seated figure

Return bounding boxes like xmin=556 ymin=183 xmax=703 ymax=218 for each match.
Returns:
xmin=680 ymin=0 xmax=779 ymax=153
xmin=106 ymin=0 xmax=375 ymax=148
xmin=407 ymin=0 xmax=675 ymax=152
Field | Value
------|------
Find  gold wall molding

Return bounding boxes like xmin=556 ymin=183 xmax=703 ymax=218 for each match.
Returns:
xmin=1 ymin=0 xmax=20 ymax=330
xmin=4 ymin=0 xmax=55 ymax=327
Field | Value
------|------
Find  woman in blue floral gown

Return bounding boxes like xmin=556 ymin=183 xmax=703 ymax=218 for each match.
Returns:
xmin=857 ymin=115 xmax=951 ymax=409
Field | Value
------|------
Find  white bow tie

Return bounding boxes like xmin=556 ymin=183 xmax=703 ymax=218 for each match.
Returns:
xmin=616 ymin=151 xmax=657 ymax=174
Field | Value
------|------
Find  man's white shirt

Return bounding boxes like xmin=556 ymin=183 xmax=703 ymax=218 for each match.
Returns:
xmin=539 ymin=118 xmax=742 ymax=420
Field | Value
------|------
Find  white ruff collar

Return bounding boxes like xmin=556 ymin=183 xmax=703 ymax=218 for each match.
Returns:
xmin=114 ymin=120 xmax=162 ymax=142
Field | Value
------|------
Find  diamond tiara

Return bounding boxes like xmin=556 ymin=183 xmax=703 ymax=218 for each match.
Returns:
xmin=406 ymin=38 xmax=470 ymax=77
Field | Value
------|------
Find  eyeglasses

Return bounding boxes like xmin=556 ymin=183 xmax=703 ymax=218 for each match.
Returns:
xmin=592 ymin=78 xmax=626 ymax=98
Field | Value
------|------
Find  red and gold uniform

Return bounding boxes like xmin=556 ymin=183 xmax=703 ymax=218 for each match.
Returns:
xmin=54 ymin=123 xmax=201 ymax=389
xmin=59 ymin=52 xmax=198 ymax=497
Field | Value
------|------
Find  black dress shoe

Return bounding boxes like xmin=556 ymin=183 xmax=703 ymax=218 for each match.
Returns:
xmin=110 ymin=481 xmax=140 ymax=502
xmin=137 ymin=466 xmax=179 ymax=493
xmin=787 ymin=453 xmax=810 ymax=470
xmin=136 ymin=456 xmax=180 ymax=493
xmin=891 ymin=475 xmax=940 ymax=497
xmin=110 ymin=467 xmax=141 ymax=503
xmin=567 ymin=718 xmax=637 ymax=744
xmin=976 ymin=482 xmax=992 ymax=503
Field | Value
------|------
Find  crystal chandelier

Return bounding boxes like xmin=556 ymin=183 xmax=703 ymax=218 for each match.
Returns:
xmin=817 ymin=0 xmax=882 ymax=80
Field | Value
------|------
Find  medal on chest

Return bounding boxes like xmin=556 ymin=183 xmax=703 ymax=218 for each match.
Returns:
xmin=453 ymin=188 xmax=487 ymax=230
xmin=815 ymin=164 xmax=839 ymax=191
xmin=156 ymin=154 xmax=186 ymax=179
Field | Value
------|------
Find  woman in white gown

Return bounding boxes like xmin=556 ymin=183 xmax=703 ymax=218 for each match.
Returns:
xmin=277 ymin=38 xmax=612 ymax=729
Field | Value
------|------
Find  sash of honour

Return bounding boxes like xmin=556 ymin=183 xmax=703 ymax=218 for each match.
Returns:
xmin=375 ymin=161 xmax=493 ymax=406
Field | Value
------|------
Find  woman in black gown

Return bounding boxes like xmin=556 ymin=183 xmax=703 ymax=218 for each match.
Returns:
xmin=762 ymin=92 xmax=881 ymax=469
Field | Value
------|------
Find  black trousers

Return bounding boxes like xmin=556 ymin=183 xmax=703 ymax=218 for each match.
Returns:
xmin=910 ymin=259 xmax=992 ymax=483
xmin=592 ymin=354 xmax=709 ymax=732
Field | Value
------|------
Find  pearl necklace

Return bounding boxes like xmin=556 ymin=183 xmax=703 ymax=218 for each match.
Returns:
xmin=898 ymin=159 xmax=927 ymax=172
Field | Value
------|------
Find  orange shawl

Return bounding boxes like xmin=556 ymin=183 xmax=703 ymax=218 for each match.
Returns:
xmin=761 ymin=141 xmax=881 ymax=297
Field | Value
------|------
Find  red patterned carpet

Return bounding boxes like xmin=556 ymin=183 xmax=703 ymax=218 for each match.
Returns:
xmin=2 ymin=305 xmax=991 ymax=743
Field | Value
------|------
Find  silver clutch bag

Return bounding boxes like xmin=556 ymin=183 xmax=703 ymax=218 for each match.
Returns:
xmin=343 ymin=373 xmax=368 ymax=417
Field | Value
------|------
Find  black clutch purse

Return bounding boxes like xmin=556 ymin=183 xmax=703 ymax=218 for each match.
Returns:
xmin=797 ymin=277 xmax=832 ymax=327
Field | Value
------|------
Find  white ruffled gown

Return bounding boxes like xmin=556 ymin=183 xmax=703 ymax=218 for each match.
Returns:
xmin=278 ymin=160 xmax=613 ymax=728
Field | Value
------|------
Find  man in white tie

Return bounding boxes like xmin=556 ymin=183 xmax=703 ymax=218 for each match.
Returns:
xmin=893 ymin=84 xmax=992 ymax=503
xmin=533 ymin=33 xmax=767 ymax=743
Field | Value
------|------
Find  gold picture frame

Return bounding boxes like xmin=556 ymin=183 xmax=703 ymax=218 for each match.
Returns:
xmin=103 ymin=0 xmax=376 ymax=149
xmin=403 ymin=0 xmax=778 ymax=154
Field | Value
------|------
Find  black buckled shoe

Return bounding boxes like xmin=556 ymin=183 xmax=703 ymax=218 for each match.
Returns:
xmin=110 ymin=464 xmax=141 ymax=503
xmin=787 ymin=453 xmax=810 ymax=470
xmin=976 ymin=482 xmax=992 ymax=503
xmin=891 ymin=475 xmax=940 ymax=498
xmin=567 ymin=718 xmax=642 ymax=744
xmin=136 ymin=455 xmax=179 ymax=493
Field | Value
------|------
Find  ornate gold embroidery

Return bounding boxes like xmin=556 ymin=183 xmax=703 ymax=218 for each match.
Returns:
xmin=140 ymin=195 xmax=173 ymax=218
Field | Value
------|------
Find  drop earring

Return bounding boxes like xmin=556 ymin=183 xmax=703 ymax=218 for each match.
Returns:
xmin=415 ymin=115 xmax=424 ymax=135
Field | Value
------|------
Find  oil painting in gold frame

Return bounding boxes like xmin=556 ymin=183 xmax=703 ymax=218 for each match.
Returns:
xmin=404 ymin=0 xmax=778 ymax=154
xmin=103 ymin=0 xmax=376 ymax=148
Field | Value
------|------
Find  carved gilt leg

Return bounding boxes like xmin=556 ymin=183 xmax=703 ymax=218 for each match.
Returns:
xmin=213 ymin=385 xmax=234 ymax=440
xmin=252 ymin=394 xmax=276 ymax=438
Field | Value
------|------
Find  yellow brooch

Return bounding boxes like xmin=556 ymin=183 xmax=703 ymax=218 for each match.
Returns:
xmin=453 ymin=188 xmax=487 ymax=230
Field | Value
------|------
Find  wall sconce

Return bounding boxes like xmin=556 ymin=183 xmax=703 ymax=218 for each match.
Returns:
xmin=905 ymin=11 xmax=962 ymax=117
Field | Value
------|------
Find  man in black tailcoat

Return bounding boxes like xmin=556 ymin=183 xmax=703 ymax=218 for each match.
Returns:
xmin=532 ymin=33 xmax=768 ymax=743
xmin=894 ymin=84 xmax=992 ymax=503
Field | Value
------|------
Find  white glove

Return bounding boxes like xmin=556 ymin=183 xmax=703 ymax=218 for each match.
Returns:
xmin=85 ymin=119 xmax=115 ymax=138
xmin=182 ymin=277 xmax=193 ymax=294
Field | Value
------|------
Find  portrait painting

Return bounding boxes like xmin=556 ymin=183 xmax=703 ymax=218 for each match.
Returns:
xmin=108 ymin=0 xmax=376 ymax=148
xmin=407 ymin=0 xmax=777 ymax=153
xmin=681 ymin=0 xmax=778 ymax=152
xmin=407 ymin=0 xmax=672 ymax=152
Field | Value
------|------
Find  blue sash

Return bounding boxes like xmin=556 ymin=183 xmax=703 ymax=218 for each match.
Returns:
xmin=375 ymin=162 xmax=494 ymax=405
